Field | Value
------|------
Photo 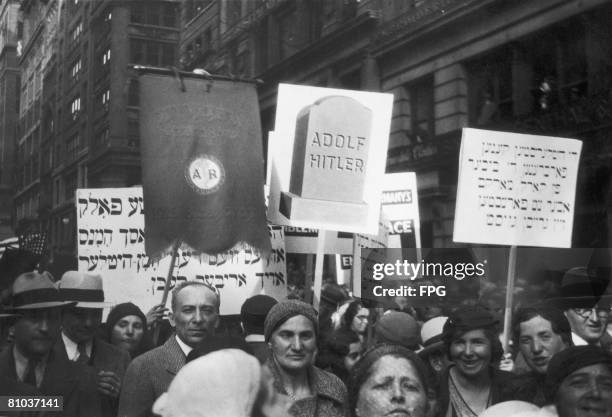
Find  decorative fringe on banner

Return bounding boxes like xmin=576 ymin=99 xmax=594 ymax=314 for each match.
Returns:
xmin=138 ymin=69 xmax=271 ymax=260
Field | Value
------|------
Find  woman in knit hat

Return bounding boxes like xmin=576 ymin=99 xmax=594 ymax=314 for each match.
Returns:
xmin=439 ymin=306 xmax=513 ymax=417
xmin=104 ymin=302 xmax=149 ymax=357
xmin=348 ymin=344 xmax=430 ymax=417
xmin=263 ymin=299 xmax=349 ymax=417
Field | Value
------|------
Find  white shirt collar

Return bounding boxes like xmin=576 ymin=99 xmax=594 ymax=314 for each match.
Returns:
xmin=571 ymin=332 xmax=593 ymax=346
xmin=61 ymin=332 xmax=92 ymax=361
xmin=175 ymin=335 xmax=193 ymax=357
xmin=245 ymin=334 xmax=265 ymax=343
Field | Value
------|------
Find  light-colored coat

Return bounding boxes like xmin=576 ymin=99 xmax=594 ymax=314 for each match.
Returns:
xmin=118 ymin=334 xmax=186 ymax=417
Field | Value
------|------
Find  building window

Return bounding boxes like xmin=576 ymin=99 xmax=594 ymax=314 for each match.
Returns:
xmin=131 ymin=39 xmax=175 ymax=66
xmin=66 ymin=134 xmax=79 ymax=162
xmin=71 ymin=21 xmax=83 ymax=43
xmin=95 ymin=127 xmax=110 ymax=146
xmin=162 ymin=4 xmax=176 ymax=27
xmin=408 ymin=76 xmax=434 ymax=141
xmin=527 ymin=27 xmax=587 ymax=111
xmin=64 ymin=173 xmax=77 ymax=201
xmin=70 ymin=96 xmax=81 ymax=120
xmin=226 ymin=0 xmax=242 ymax=30
xmin=70 ymin=59 xmax=82 ymax=80
xmin=102 ymin=48 xmax=111 ymax=65
xmin=131 ymin=3 xmax=177 ymax=27
xmin=127 ymin=119 xmax=140 ymax=148
xmin=467 ymin=47 xmax=513 ymax=126
xmin=131 ymin=4 xmax=145 ymax=23
xmin=100 ymin=89 xmax=110 ymax=111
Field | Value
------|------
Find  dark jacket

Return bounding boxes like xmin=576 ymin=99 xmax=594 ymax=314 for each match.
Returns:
xmin=439 ymin=366 xmax=514 ymax=417
xmin=118 ymin=334 xmax=186 ymax=417
xmin=0 ymin=345 xmax=102 ymax=417
xmin=247 ymin=340 xmax=270 ymax=364
xmin=56 ymin=336 xmax=131 ymax=417
xmin=501 ymin=371 xmax=548 ymax=406
xmin=265 ymin=357 xmax=348 ymax=417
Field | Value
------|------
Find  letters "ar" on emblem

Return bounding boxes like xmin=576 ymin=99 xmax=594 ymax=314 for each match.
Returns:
xmin=185 ymin=155 xmax=225 ymax=194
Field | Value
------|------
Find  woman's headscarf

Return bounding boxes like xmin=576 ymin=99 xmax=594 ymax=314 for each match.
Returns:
xmin=153 ymin=349 xmax=262 ymax=417
xmin=105 ymin=302 xmax=147 ymax=342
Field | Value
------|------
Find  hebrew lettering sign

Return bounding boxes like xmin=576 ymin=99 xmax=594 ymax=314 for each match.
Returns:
xmin=76 ymin=187 xmax=287 ymax=315
xmin=453 ymin=128 xmax=582 ymax=248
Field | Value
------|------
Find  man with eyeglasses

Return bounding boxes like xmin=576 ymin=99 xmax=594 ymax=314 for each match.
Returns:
xmin=557 ymin=267 xmax=611 ymax=346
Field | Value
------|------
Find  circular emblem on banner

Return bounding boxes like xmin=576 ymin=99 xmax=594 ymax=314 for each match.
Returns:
xmin=185 ymin=155 xmax=225 ymax=194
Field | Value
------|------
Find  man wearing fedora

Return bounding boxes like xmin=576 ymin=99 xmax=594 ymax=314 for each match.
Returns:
xmin=119 ymin=281 xmax=220 ymax=417
xmin=556 ymin=267 xmax=611 ymax=346
xmin=56 ymin=271 xmax=131 ymax=417
xmin=0 ymin=271 xmax=102 ymax=416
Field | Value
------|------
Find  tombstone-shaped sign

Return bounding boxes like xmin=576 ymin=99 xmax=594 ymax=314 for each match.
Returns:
xmin=280 ymin=96 xmax=372 ymax=223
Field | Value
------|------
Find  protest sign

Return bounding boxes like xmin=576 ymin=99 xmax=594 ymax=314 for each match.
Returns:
xmin=335 ymin=254 xmax=353 ymax=286
xmin=76 ymin=187 xmax=287 ymax=316
xmin=268 ymin=131 xmax=353 ymax=255
xmin=352 ymin=212 xmax=389 ymax=298
xmin=381 ymin=172 xmax=421 ymax=248
xmin=268 ymin=84 xmax=393 ymax=234
xmin=284 ymin=227 xmax=353 ymax=254
xmin=454 ymin=128 xmax=582 ymax=248
xmin=139 ymin=70 xmax=270 ymax=260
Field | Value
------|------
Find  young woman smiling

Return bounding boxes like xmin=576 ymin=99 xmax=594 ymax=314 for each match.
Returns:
xmin=439 ymin=307 xmax=513 ymax=417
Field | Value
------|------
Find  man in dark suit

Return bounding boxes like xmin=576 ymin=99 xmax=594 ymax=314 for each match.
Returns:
xmin=118 ymin=281 xmax=220 ymax=417
xmin=240 ymin=294 xmax=277 ymax=363
xmin=56 ymin=271 xmax=131 ymax=417
xmin=0 ymin=271 xmax=101 ymax=417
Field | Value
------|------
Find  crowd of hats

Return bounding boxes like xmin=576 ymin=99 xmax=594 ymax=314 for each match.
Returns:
xmin=3 ymin=270 xmax=109 ymax=312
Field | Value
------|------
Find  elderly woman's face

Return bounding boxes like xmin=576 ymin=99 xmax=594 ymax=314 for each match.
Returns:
xmin=111 ymin=315 xmax=144 ymax=353
xmin=356 ymin=355 xmax=428 ymax=417
xmin=449 ymin=329 xmax=492 ymax=378
xmin=270 ymin=315 xmax=317 ymax=372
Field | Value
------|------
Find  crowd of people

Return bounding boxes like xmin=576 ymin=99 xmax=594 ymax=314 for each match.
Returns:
xmin=1 ymin=258 xmax=612 ymax=417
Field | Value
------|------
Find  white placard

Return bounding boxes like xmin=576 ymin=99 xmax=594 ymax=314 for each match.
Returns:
xmin=453 ymin=128 xmax=582 ymax=248
xmin=382 ymin=172 xmax=421 ymax=248
xmin=352 ymin=212 xmax=389 ymax=298
xmin=268 ymin=84 xmax=393 ymax=234
xmin=76 ymin=187 xmax=287 ymax=315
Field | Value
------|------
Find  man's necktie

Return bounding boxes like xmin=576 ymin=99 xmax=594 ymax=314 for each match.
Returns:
xmin=23 ymin=359 xmax=38 ymax=387
xmin=76 ymin=342 xmax=90 ymax=365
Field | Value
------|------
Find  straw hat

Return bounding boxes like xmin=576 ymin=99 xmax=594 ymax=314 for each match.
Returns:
xmin=417 ymin=316 xmax=448 ymax=357
xmin=9 ymin=271 xmax=74 ymax=310
xmin=57 ymin=271 xmax=112 ymax=308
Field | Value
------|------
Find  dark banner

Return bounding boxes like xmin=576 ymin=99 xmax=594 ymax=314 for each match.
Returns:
xmin=139 ymin=73 xmax=271 ymax=259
